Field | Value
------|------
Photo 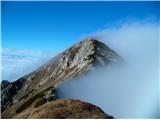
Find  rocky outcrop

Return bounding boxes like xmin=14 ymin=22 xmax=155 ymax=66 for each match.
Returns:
xmin=1 ymin=38 xmax=120 ymax=118
xmin=1 ymin=80 xmax=10 ymax=90
xmin=14 ymin=99 xmax=113 ymax=119
xmin=1 ymin=78 xmax=26 ymax=112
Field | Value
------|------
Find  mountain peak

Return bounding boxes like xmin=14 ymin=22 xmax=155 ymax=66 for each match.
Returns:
xmin=1 ymin=38 xmax=120 ymax=118
xmin=62 ymin=38 xmax=119 ymax=69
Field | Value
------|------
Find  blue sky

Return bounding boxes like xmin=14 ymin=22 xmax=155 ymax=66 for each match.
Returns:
xmin=1 ymin=1 xmax=159 ymax=81
xmin=2 ymin=1 xmax=159 ymax=52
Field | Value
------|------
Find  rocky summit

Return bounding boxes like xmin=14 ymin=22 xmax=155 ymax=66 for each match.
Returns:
xmin=1 ymin=38 xmax=120 ymax=119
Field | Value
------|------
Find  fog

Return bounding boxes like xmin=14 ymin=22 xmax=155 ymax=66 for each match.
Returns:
xmin=1 ymin=48 xmax=55 ymax=81
xmin=56 ymin=21 xmax=159 ymax=118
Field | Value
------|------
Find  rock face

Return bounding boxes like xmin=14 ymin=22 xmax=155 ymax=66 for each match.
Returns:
xmin=1 ymin=80 xmax=10 ymax=90
xmin=14 ymin=99 xmax=113 ymax=119
xmin=1 ymin=78 xmax=26 ymax=112
xmin=1 ymin=38 xmax=120 ymax=118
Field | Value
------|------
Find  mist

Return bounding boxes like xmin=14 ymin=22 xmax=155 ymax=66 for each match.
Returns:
xmin=56 ymin=21 xmax=159 ymax=118
xmin=1 ymin=48 xmax=55 ymax=81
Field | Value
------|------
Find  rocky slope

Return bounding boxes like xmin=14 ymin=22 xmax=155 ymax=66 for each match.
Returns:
xmin=1 ymin=80 xmax=10 ymax=90
xmin=1 ymin=38 xmax=120 ymax=118
xmin=1 ymin=78 xmax=26 ymax=112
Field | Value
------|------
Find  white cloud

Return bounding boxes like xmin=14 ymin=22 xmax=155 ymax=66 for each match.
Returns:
xmin=1 ymin=48 xmax=56 ymax=81
xmin=56 ymin=20 xmax=159 ymax=118
xmin=91 ymin=21 xmax=158 ymax=60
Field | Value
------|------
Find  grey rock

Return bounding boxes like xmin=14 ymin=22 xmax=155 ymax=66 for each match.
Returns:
xmin=1 ymin=80 xmax=10 ymax=90
xmin=1 ymin=78 xmax=26 ymax=111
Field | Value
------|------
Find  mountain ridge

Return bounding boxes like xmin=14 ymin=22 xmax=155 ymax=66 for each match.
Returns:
xmin=1 ymin=38 xmax=120 ymax=118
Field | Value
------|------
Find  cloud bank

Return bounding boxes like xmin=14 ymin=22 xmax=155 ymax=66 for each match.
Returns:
xmin=1 ymin=48 xmax=55 ymax=81
xmin=56 ymin=20 xmax=159 ymax=118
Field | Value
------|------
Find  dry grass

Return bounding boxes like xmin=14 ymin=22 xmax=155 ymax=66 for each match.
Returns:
xmin=34 ymin=98 xmax=47 ymax=108
xmin=14 ymin=99 xmax=113 ymax=119
xmin=64 ymin=66 xmax=77 ymax=75
xmin=16 ymin=87 xmax=52 ymax=113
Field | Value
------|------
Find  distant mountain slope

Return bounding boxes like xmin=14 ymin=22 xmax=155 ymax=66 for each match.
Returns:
xmin=1 ymin=38 xmax=120 ymax=118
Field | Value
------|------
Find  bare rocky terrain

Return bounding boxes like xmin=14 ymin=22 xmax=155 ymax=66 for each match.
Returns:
xmin=1 ymin=38 xmax=120 ymax=119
